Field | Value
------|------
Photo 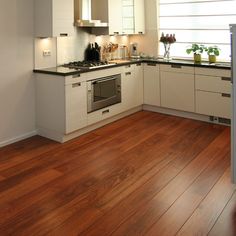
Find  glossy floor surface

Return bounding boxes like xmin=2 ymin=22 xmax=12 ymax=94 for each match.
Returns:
xmin=0 ymin=111 xmax=235 ymax=236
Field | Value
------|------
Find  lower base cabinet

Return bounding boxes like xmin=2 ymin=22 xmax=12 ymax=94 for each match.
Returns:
xmin=160 ymin=65 xmax=195 ymax=112
xmin=196 ymin=90 xmax=231 ymax=119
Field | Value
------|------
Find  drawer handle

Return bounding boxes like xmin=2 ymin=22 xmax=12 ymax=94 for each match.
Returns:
xmin=125 ymin=65 xmax=131 ymax=68
xmin=147 ymin=63 xmax=156 ymax=66
xmin=125 ymin=72 xmax=132 ymax=76
xmin=72 ymin=74 xmax=80 ymax=78
xmin=138 ymin=32 xmax=143 ymax=34
xmin=60 ymin=33 xmax=68 ymax=37
xmin=136 ymin=63 xmax=142 ymax=66
xmin=171 ymin=64 xmax=182 ymax=69
xmin=113 ymin=32 xmax=119 ymax=35
xmin=102 ymin=109 xmax=110 ymax=114
xmin=221 ymin=77 xmax=231 ymax=81
xmin=72 ymin=82 xmax=81 ymax=88
xmin=222 ymin=93 xmax=231 ymax=98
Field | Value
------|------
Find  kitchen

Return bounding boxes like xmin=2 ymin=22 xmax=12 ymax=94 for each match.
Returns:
xmin=0 ymin=0 xmax=236 ymax=235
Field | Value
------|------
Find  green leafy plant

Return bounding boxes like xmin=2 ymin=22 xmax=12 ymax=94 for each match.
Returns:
xmin=186 ymin=44 xmax=205 ymax=55
xmin=205 ymin=46 xmax=220 ymax=56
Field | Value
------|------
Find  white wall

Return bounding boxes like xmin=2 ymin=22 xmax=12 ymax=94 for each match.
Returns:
xmin=0 ymin=0 xmax=36 ymax=147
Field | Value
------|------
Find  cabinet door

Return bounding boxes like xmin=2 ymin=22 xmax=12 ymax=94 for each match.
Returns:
xmin=122 ymin=68 xmax=137 ymax=110
xmin=135 ymin=63 xmax=144 ymax=106
xmin=143 ymin=63 xmax=160 ymax=106
xmin=134 ymin=0 xmax=145 ymax=34
xmin=65 ymin=81 xmax=87 ymax=134
xmin=160 ymin=71 xmax=195 ymax=112
xmin=53 ymin=0 xmax=74 ymax=37
xmin=108 ymin=0 xmax=123 ymax=35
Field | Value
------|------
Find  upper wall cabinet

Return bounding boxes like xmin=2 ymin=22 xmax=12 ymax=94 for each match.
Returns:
xmin=34 ymin=0 xmax=74 ymax=38
xmin=108 ymin=0 xmax=145 ymax=35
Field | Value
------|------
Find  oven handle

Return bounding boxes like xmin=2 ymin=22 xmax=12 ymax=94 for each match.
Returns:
xmin=91 ymin=75 xmax=119 ymax=84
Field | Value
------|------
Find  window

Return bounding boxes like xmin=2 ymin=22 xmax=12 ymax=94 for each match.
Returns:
xmin=158 ymin=0 xmax=236 ymax=61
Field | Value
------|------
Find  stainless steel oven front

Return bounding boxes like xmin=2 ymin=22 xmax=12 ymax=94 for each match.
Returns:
xmin=87 ymin=74 xmax=121 ymax=113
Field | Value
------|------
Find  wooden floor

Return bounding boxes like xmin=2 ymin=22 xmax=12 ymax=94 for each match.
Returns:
xmin=0 ymin=111 xmax=235 ymax=236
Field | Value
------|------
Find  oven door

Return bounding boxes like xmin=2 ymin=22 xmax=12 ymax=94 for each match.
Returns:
xmin=87 ymin=74 xmax=121 ymax=113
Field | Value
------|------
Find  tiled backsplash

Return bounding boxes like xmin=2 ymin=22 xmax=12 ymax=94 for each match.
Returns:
xmin=34 ymin=28 xmax=130 ymax=69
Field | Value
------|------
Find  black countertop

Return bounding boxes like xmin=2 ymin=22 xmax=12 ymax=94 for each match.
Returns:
xmin=33 ymin=58 xmax=231 ymax=76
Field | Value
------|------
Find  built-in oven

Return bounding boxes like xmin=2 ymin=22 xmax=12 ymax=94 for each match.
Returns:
xmin=87 ymin=74 xmax=121 ymax=113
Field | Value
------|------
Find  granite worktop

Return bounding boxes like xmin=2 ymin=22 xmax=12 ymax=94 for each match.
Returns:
xmin=33 ymin=58 xmax=231 ymax=76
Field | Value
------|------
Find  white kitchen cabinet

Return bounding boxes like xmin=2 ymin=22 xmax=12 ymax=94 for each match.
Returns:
xmin=122 ymin=64 xmax=137 ymax=110
xmin=108 ymin=0 xmax=123 ymax=35
xmin=195 ymin=68 xmax=231 ymax=119
xmin=108 ymin=0 xmax=145 ymax=35
xmin=36 ymin=73 xmax=87 ymax=136
xmin=134 ymin=0 xmax=145 ymax=34
xmin=160 ymin=64 xmax=195 ymax=112
xmin=34 ymin=0 xmax=74 ymax=37
xmin=65 ymin=80 xmax=87 ymax=134
xmin=143 ymin=63 xmax=161 ymax=106
xmin=134 ymin=63 xmax=144 ymax=106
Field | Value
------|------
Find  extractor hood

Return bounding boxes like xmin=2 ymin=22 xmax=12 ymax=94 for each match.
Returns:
xmin=74 ymin=0 xmax=108 ymax=27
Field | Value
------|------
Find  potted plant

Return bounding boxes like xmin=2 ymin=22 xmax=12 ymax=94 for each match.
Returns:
xmin=186 ymin=44 xmax=205 ymax=63
xmin=205 ymin=46 xmax=220 ymax=63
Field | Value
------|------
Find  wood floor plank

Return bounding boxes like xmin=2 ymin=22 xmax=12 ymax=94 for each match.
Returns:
xmin=146 ymin=151 xmax=230 ymax=236
xmin=208 ymin=191 xmax=236 ymax=236
xmin=177 ymin=167 xmax=236 ymax=236
xmin=80 ymin=124 xmax=227 ymax=236
xmin=0 ymin=112 xmax=231 ymax=236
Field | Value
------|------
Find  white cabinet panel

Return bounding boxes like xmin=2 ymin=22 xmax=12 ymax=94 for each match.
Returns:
xmin=143 ymin=63 xmax=160 ymax=106
xmin=108 ymin=0 xmax=123 ymax=34
xmin=134 ymin=63 xmax=144 ymax=106
xmin=65 ymin=81 xmax=87 ymax=134
xmin=160 ymin=71 xmax=195 ymax=112
xmin=196 ymin=90 xmax=231 ymax=119
xmin=35 ymin=0 xmax=74 ymax=37
xmin=134 ymin=0 xmax=145 ymax=34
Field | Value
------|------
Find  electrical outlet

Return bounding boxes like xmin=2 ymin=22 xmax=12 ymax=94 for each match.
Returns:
xmin=43 ymin=50 xmax=51 ymax=57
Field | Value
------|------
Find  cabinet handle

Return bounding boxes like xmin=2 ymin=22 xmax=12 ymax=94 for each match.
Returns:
xmin=221 ymin=77 xmax=231 ymax=81
xmin=138 ymin=32 xmax=143 ymax=34
xmin=171 ymin=64 xmax=182 ymax=69
xmin=72 ymin=74 xmax=80 ymax=78
xmin=147 ymin=63 xmax=157 ymax=66
xmin=136 ymin=63 xmax=142 ymax=66
xmin=125 ymin=72 xmax=132 ymax=76
xmin=72 ymin=82 xmax=81 ymax=88
xmin=221 ymin=93 xmax=231 ymax=98
xmin=102 ymin=109 xmax=110 ymax=115
xmin=60 ymin=33 xmax=68 ymax=37
xmin=113 ymin=32 xmax=119 ymax=35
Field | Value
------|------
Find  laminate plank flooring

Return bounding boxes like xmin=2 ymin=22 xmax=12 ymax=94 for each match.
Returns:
xmin=0 ymin=111 xmax=232 ymax=236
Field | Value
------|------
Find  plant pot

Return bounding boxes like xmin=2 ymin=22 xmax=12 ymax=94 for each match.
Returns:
xmin=209 ymin=55 xmax=216 ymax=63
xmin=194 ymin=54 xmax=201 ymax=63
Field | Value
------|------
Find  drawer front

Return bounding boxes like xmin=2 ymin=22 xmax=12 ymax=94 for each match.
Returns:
xmin=123 ymin=64 xmax=135 ymax=73
xmin=195 ymin=67 xmax=231 ymax=77
xmin=160 ymin=64 xmax=194 ymax=74
xmin=196 ymin=90 xmax=231 ymax=119
xmin=196 ymin=75 xmax=231 ymax=93
xmin=87 ymin=103 xmax=123 ymax=125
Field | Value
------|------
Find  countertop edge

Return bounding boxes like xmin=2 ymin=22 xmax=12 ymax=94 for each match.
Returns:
xmin=33 ymin=59 xmax=231 ymax=76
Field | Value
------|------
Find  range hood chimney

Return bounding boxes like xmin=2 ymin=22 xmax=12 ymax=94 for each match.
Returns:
xmin=75 ymin=0 xmax=108 ymax=27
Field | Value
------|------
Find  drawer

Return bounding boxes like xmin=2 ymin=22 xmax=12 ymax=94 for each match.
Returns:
xmin=196 ymin=90 xmax=231 ymax=119
xmin=160 ymin=64 xmax=194 ymax=74
xmin=196 ymin=75 xmax=231 ymax=93
xmin=195 ymin=67 xmax=231 ymax=77
xmin=65 ymin=73 xmax=87 ymax=85
xmin=87 ymin=103 xmax=123 ymax=125
xmin=123 ymin=64 xmax=135 ymax=73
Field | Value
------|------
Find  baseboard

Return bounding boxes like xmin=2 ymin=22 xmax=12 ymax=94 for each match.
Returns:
xmin=0 ymin=130 xmax=37 ymax=148
xmin=143 ymin=105 xmax=210 ymax=122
